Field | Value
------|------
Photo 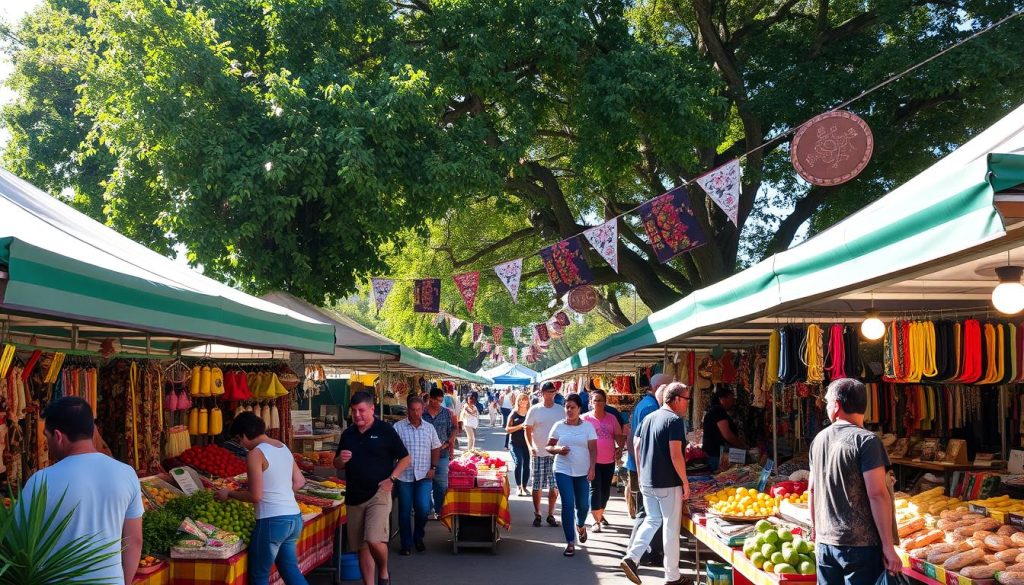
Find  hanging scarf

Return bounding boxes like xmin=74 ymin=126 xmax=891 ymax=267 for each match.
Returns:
xmin=801 ymin=324 xmax=825 ymax=384
xmin=825 ymin=324 xmax=846 ymax=381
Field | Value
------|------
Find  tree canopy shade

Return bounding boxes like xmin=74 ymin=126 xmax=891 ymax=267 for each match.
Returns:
xmin=4 ymin=0 xmax=1024 ymax=321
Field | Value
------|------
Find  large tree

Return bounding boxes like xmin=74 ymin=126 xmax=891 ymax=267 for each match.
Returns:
xmin=4 ymin=0 xmax=1024 ymax=326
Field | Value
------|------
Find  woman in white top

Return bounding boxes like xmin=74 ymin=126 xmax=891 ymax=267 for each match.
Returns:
xmin=216 ymin=412 xmax=307 ymax=585
xmin=460 ymin=391 xmax=481 ymax=450
xmin=546 ymin=393 xmax=597 ymax=557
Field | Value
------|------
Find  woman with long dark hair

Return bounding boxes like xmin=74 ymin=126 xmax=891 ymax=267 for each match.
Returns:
xmin=505 ymin=391 xmax=532 ymax=496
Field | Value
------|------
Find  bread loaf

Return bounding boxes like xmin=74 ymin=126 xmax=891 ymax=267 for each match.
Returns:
xmin=944 ymin=549 xmax=986 ymax=571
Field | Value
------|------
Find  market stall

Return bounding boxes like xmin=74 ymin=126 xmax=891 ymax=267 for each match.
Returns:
xmin=0 ymin=169 xmax=356 ymax=583
xmin=440 ymin=451 xmax=511 ymax=554
xmin=533 ymin=103 xmax=1024 ymax=583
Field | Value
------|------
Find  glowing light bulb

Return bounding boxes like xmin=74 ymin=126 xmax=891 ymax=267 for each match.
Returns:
xmin=993 ymin=265 xmax=1024 ymax=314
xmin=860 ymin=312 xmax=886 ymax=340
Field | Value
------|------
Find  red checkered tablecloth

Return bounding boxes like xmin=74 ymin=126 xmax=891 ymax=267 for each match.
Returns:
xmin=440 ymin=478 xmax=511 ymax=531
xmin=169 ymin=506 xmax=343 ymax=585
xmin=133 ymin=565 xmax=170 ymax=585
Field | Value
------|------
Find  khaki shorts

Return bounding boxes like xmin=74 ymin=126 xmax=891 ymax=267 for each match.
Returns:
xmin=346 ymin=489 xmax=392 ymax=550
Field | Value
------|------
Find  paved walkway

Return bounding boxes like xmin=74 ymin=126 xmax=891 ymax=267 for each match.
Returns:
xmin=313 ymin=418 xmax=702 ymax=585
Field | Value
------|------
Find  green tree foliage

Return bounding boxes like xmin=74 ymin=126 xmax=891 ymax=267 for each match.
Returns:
xmin=332 ymin=200 xmax=650 ymax=368
xmin=4 ymin=0 xmax=1024 ymax=320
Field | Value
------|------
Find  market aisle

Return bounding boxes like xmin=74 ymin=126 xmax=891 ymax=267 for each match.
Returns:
xmin=314 ymin=416 xmax=700 ymax=585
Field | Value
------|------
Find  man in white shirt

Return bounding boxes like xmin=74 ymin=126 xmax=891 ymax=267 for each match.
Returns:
xmin=393 ymin=395 xmax=441 ymax=555
xmin=19 ymin=397 xmax=144 ymax=585
xmin=525 ymin=382 xmax=565 ymax=527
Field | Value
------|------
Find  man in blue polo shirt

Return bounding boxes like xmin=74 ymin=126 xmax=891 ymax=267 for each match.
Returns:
xmin=625 ymin=372 xmax=672 ymax=566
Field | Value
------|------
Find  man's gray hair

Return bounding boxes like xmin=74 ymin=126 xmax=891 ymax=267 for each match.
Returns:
xmin=650 ymin=373 xmax=673 ymax=392
xmin=662 ymin=382 xmax=689 ymax=402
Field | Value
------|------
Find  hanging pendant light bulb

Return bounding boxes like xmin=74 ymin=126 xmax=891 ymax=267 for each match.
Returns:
xmin=993 ymin=265 xmax=1024 ymax=314
xmin=861 ymin=310 xmax=886 ymax=340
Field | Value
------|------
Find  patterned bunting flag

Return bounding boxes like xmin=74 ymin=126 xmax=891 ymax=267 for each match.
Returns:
xmin=583 ymin=219 xmax=619 ymax=273
xmin=452 ymin=271 xmax=481 ymax=314
xmin=492 ymin=325 xmax=504 ymax=344
xmin=534 ymin=323 xmax=550 ymax=343
xmin=448 ymin=314 xmax=465 ymax=337
xmin=509 ymin=347 xmax=517 ymax=363
xmin=639 ymin=186 xmax=708 ymax=263
xmin=493 ymin=258 xmax=523 ymax=303
xmin=473 ymin=322 xmax=484 ymax=342
xmin=695 ymin=159 xmax=741 ymax=226
xmin=512 ymin=327 xmax=523 ymax=343
xmin=548 ymin=318 xmax=563 ymax=340
xmin=370 ymin=278 xmax=395 ymax=314
xmin=555 ymin=311 xmax=571 ymax=327
xmin=539 ymin=237 xmax=594 ymax=297
xmin=413 ymin=278 xmax=441 ymax=313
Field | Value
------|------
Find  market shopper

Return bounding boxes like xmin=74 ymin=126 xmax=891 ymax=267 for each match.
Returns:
xmin=547 ymin=393 xmax=598 ymax=557
xmin=501 ymin=389 xmax=514 ymax=447
xmin=625 ymin=372 xmax=673 ymax=566
xmin=423 ymin=387 xmax=458 ymax=517
xmin=336 ymin=391 xmax=412 ymax=585
xmin=488 ymin=389 xmax=500 ymax=427
xmin=702 ymin=386 xmax=745 ymax=472
xmin=809 ymin=378 xmax=901 ymax=585
xmin=460 ymin=391 xmax=481 ymax=450
xmin=216 ymin=412 xmax=307 ymax=585
xmin=525 ymin=381 xmax=564 ymax=527
xmin=19 ymin=396 xmax=143 ymax=585
xmin=505 ymin=390 xmax=533 ymax=496
xmin=393 ymin=395 xmax=441 ymax=555
xmin=581 ymin=389 xmax=624 ymax=531
xmin=621 ymin=382 xmax=692 ymax=585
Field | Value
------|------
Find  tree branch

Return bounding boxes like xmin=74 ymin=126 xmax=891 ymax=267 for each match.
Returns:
xmin=453 ymin=226 xmax=536 ymax=269
xmin=729 ymin=0 xmax=803 ymax=47
xmin=761 ymin=186 xmax=832 ymax=258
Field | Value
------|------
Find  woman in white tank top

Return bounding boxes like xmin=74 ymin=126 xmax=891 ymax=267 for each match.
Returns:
xmin=215 ymin=412 xmax=307 ymax=585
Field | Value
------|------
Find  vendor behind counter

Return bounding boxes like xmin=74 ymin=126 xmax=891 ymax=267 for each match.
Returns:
xmin=702 ymin=386 xmax=745 ymax=472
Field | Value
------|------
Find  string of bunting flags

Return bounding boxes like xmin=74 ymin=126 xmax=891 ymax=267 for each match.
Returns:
xmin=421 ymin=308 xmax=577 ymax=365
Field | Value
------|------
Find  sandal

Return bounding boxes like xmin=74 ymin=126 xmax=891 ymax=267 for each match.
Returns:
xmin=547 ymin=515 xmax=560 ymax=527
xmin=563 ymin=544 xmax=575 ymax=557
xmin=533 ymin=514 xmax=542 ymax=527
xmin=593 ymin=522 xmax=603 ymax=533
xmin=577 ymin=525 xmax=588 ymax=543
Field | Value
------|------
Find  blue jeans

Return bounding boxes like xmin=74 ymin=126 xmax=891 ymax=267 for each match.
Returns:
xmin=816 ymin=543 xmax=884 ymax=585
xmin=248 ymin=513 xmax=307 ymax=585
xmin=431 ymin=452 xmax=450 ymax=515
xmin=554 ymin=472 xmax=590 ymax=544
xmin=397 ymin=478 xmax=432 ymax=549
xmin=509 ymin=443 xmax=531 ymax=490
xmin=501 ymin=408 xmax=511 ymax=447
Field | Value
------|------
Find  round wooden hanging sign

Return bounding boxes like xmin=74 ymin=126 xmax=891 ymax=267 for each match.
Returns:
xmin=791 ymin=111 xmax=874 ymax=186
xmin=568 ymin=285 xmax=598 ymax=313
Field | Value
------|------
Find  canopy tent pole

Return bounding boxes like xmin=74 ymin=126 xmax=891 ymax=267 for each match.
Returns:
xmin=772 ymin=383 xmax=779 ymax=465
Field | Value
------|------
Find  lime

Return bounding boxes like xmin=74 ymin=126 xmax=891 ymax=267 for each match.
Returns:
xmin=775 ymin=563 xmax=796 ymax=574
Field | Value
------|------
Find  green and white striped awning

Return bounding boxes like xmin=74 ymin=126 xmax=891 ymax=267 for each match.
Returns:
xmin=0 ymin=169 xmax=336 ymax=354
xmin=541 ymin=103 xmax=1024 ymax=381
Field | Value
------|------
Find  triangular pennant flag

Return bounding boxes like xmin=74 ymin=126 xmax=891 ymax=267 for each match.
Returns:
xmin=493 ymin=258 xmax=523 ymax=303
xmin=413 ymin=278 xmax=441 ymax=313
xmin=370 ymin=278 xmax=395 ymax=314
xmin=583 ymin=219 xmax=619 ymax=273
xmin=448 ymin=315 xmax=465 ymax=337
xmin=452 ymin=271 xmax=481 ymax=314
xmin=534 ymin=323 xmax=550 ymax=343
xmin=639 ymin=186 xmax=708 ymax=263
xmin=695 ymin=159 xmax=741 ymax=226
xmin=492 ymin=325 xmax=504 ymax=344
xmin=473 ymin=323 xmax=484 ymax=342
xmin=508 ymin=347 xmax=516 ymax=363
xmin=512 ymin=327 xmax=523 ymax=343
xmin=539 ymin=237 xmax=594 ymax=297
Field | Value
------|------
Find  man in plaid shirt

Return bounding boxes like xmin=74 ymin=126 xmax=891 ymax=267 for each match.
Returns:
xmin=394 ymin=395 xmax=441 ymax=555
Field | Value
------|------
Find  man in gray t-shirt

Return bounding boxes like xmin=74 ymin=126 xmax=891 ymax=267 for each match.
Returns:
xmin=809 ymin=378 xmax=901 ymax=585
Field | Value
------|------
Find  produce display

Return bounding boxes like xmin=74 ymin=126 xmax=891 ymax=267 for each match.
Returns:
xmin=178 ymin=444 xmax=247 ymax=477
xmin=740 ymin=520 xmax=816 ymax=575
xmin=298 ymin=502 xmax=322 ymax=516
xmin=192 ymin=497 xmax=256 ymax=543
xmin=893 ymin=488 xmax=1024 ymax=582
xmin=300 ymin=479 xmax=345 ymax=501
xmin=706 ymin=485 xmax=808 ymax=518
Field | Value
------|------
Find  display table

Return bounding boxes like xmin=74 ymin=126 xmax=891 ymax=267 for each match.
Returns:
xmin=681 ymin=515 xmax=810 ymax=585
xmin=134 ymin=565 xmax=170 ymax=585
xmin=440 ymin=478 xmax=511 ymax=554
xmin=169 ymin=506 xmax=344 ymax=585
xmin=890 ymin=458 xmax=1003 ymax=492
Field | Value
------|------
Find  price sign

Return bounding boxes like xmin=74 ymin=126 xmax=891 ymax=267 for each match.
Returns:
xmin=757 ymin=460 xmax=776 ymax=492
xmin=1009 ymin=513 xmax=1024 ymax=529
xmin=968 ymin=504 xmax=989 ymax=516
xmin=170 ymin=467 xmax=202 ymax=495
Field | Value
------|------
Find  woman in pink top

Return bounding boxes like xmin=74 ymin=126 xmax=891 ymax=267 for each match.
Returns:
xmin=581 ymin=389 xmax=624 ymax=531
